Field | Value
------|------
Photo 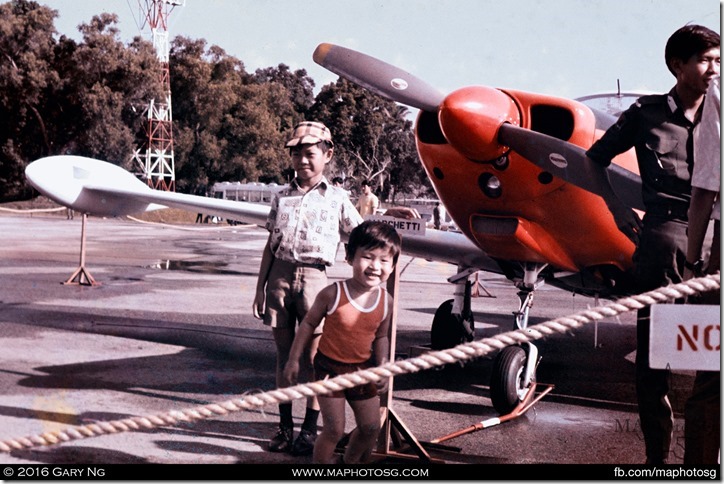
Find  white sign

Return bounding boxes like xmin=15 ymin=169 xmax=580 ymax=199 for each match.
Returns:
xmin=649 ymin=304 xmax=720 ymax=371
xmin=365 ymin=215 xmax=426 ymax=236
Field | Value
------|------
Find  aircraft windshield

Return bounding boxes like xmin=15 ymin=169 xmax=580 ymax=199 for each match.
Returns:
xmin=576 ymin=92 xmax=649 ymax=118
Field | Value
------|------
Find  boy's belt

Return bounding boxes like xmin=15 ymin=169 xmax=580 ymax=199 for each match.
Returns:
xmin=294 ymin=261 xmax=326 ymax=271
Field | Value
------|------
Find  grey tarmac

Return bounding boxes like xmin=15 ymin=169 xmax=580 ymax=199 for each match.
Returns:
xmin=0 ymin=213 xmax=698 ymax=469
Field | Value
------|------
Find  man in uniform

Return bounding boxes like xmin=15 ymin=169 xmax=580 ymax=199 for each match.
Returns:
xmin=585 ymin=24 xmax=720 ymax=464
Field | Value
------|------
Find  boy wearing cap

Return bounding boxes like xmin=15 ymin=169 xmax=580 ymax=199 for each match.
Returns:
xmin=252 ymin=121 xmax=363 ymax=456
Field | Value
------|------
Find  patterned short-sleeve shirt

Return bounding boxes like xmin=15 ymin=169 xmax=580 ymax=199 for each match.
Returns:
xmin=266 ymin=177 xmax=363 ymax=266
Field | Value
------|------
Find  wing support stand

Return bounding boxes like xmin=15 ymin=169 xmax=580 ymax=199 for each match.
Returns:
xmin=469 ymin=269 xmax=495 ymax=298
xmin=64 ymin=213 xmax=99 ymax=286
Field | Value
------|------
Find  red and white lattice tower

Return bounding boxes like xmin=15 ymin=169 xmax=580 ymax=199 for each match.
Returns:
xmin=131 ymin=0 xmax=184 ymax=191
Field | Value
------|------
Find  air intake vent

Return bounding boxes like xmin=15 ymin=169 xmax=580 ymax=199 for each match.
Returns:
xmin=471 ymin=216 xmax=518 ymax=236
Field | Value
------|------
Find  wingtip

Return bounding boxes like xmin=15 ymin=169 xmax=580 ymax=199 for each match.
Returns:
xmin=313 ymin=43 xmax=333 ymax=65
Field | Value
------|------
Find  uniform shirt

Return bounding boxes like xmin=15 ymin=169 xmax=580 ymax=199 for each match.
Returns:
xmin=318 ymin=281 xmax=388 ymax=364
xmin=692 ymin=76 xmax=721 ymax=221
xmin=266 ymin=177 xmax=362 ymax=266
xmin=586 ymin=88 xmax=698 ymax=214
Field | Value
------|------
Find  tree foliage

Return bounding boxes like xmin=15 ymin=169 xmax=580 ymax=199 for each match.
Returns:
xmin=307 ymin=78 xmax=431 ymax=200
xmin=0 ymin=0 xmax=427 ymax=203
xmin=0 ymin=0 xmax=59 ymax=200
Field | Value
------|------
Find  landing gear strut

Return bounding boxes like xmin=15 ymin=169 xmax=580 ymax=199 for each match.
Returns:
xmin=490 ymin=262 xmax=546 ymax=414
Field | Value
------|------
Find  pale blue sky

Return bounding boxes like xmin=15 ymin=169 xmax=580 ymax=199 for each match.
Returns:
xmin=45 ymin=0 xmax=720 ymax=100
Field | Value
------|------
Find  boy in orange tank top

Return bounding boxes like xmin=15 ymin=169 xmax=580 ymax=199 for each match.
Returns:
xmin=284 ymin=221 xmax=401 ymax=464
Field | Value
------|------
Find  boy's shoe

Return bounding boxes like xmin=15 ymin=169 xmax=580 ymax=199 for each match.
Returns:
xmin=290 ymin=429 xmax=317 ymax=456
xmin=268 ymin=426 xmax=294 ymax=452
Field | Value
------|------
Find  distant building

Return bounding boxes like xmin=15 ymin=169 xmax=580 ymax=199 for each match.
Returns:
xmin=211 ymin=181 xmax=287 ymax=204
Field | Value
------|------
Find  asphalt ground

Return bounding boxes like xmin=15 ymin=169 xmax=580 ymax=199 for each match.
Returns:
xmin=0 ymin=211 xmax=707 ymax=479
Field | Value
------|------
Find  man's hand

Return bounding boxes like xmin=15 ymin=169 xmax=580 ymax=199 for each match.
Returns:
xmin=608 ymin=203 xmax=643 ymax=245
xmin=383 ymin=206 xmax=421 ymax=219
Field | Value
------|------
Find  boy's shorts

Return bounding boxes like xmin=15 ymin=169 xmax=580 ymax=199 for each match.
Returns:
xmin=313 ymin=351 xmax=378 ymax=401
xmin=264 ymin=258 xmax=327 ymax=333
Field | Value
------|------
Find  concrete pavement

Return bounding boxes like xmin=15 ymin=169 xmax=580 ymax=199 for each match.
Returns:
xmin=0 ymin=212 xmax=704 ymax=476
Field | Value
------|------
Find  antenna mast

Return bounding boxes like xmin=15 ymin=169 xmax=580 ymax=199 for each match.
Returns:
xmin=131 ymin=0 xmax=184 ymax=191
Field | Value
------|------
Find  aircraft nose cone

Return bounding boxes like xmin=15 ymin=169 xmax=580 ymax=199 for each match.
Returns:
xmin=438 ymin=86 xmax=520 ymax=162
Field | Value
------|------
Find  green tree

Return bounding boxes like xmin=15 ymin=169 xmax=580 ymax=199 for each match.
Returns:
xmin=67 ymin=13 xmax=162 ymax=167
xmin=221 ymin=81 xmax=294 ymax=184
xmin=0 ymin=1 xmax=429 ymax=202
xmin=252 ymin=63 xmax=315 ymax=118
xmin=170 ymin=38 xmax=296 ymax=191
xmin=0 ymin=1 xmax=161 ymax=201
xmin=170 ymin=37 xmax=240 ymax=192
xmin=0 ymin=0 xmax=59 ymax=200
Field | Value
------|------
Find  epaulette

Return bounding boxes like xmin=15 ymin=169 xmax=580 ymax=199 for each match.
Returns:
xmin=634 ymin=93 xmax=666 ymax=107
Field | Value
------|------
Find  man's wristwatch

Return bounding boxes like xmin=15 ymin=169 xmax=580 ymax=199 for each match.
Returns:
xmin=684 ymin=258 xmax=705 ymax=275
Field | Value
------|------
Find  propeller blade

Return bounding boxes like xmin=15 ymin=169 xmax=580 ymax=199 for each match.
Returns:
xmin=313 ymin=43 xmax=445 ymax=112
xmin=498 ymin=123 xmax=644 ymax=210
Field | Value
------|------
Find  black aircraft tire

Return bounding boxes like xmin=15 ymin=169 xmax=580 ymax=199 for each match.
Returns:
xmin=490 ymin=346 xmax=529 ymax=415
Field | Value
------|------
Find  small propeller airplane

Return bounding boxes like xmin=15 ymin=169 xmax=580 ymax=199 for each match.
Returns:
xmin=24 ymin=42 xmax=647 ymax=416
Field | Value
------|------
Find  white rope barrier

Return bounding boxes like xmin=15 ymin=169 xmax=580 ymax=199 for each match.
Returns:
xmin=0 ymin=273 xmax=719 ymax=453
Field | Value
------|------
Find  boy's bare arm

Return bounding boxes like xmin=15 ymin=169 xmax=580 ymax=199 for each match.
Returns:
xmin=372 ymin=298 xmax=393 ymax=366
xmin=252 ymin=235 xmax=274 ymax=319
xmin=372 ymin=332 xmax=390 ymax=394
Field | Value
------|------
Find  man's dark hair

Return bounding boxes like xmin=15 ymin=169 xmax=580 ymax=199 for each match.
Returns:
xmin=361 ymin=179 xmax=372 ymax=187
xmin=665 ymin=24 xmax=720 ymax=75
xmin=346 ymin=221 xmax=402 ymax=265
xmin=332 ymin=176 xmax=344 ymax=185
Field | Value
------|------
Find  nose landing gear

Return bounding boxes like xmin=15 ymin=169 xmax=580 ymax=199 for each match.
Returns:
xmin=489 ymin=262 xmax=546 ymax=414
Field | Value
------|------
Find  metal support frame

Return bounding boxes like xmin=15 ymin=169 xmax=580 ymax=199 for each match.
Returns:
xmin=131 ymin=0 xmax=181 ymax=191
xmin=372 ymin=263 xmax=446 ymax=463
xmin=64 ymin=213 xmax=98 ymax=286
xmin=430 ymin=383 xmax=555 ymax=445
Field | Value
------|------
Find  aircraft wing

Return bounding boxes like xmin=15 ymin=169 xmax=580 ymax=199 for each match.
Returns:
xmin=398 ymin=229 xmax=501 ymax=273
xmin=24 ymin=155 xmax=498 ymax=273
xmin=86 ymin=184 xmax=271 ymax=227
xmin=24 ymin=155 xmax=270 ymax=226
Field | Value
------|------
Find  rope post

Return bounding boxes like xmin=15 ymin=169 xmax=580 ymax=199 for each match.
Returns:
xmin=372 ymin=241 xmax=439 ymax=463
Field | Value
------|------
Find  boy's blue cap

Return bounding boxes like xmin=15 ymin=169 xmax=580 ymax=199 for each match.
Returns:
xmin=286 ymin=121 xmax=333 ymax=147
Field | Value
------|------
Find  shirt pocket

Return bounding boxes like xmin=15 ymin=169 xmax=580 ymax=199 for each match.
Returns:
xmin=645 ymin=135 xmax=680 ymax=176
